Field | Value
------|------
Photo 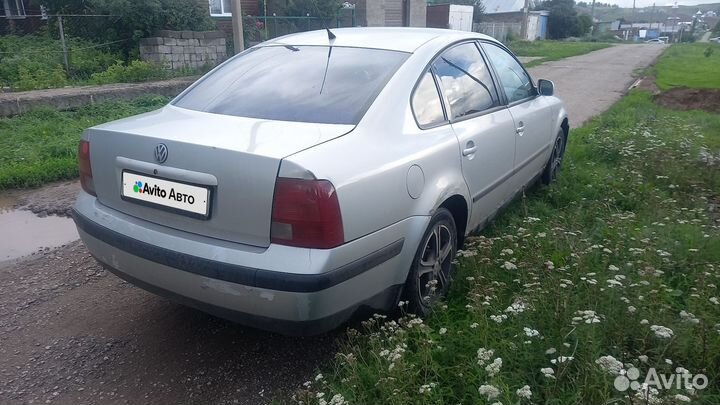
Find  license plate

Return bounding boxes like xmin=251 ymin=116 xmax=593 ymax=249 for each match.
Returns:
xmin=121 ymin=171 xmax=210 ymax=217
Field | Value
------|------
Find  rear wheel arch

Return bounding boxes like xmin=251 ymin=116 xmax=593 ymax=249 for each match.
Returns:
xmin=561 ymin=117 xmax=569 ymax=141
xmin=438 ymin=195 xmax=468 ymax=249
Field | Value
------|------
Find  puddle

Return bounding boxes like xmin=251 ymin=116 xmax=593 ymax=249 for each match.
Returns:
xmin=0 ymin=207 xmax=79 ymax=262
xmin=0 ymin=192 xmax=18 ymax=213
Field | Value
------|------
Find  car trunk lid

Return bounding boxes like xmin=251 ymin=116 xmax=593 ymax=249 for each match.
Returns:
xmin=87 ymin=105 xmax=353 ymax=248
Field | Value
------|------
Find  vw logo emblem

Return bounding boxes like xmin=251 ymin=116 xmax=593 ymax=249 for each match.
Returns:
xmin=154 ymin=143 xmax=168 ymax=164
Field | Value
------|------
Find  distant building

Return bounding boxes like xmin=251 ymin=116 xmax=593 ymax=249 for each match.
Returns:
xmin=426 ymin=4 xmax=474 ymax=31
xmin=478 ymin=0 xmax=547 ymax=41
xmin=0 ymin=0 xmax=45 ymax=35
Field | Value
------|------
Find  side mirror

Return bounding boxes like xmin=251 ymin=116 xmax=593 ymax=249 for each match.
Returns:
xmin=538 ymin=79 xmax=554 ymax=96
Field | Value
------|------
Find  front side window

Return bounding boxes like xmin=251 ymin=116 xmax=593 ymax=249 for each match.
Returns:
xmin=412 ymin=70 xmax=445 ymax=128
xmin=174 ymin=46 xmax=409 ymax=125
xmin=482 ymin=42 xmax=535 ymax=104
xmin=209 ymin=0 xmax=232 ymax=16
xmin=432 ymin=42 xmax=498 ymax=120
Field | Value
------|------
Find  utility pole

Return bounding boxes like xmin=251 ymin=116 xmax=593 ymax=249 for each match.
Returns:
xmin=652 ymin=2 xmax=656 ymax=30
xmin=231 ymin=0 xmax=245 ymax=54
xmin=590 ymin=0 xmax=596 ymax=36
xmin=57 ymin=15 xmax=70 ymax=74
xmin=630 ymin=0 xmax=636 ymax=40
xmin=520 ymin=0 xmax=530 ymax=41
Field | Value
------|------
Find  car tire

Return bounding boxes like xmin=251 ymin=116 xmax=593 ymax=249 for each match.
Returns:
xmin=542 ymin=129 xmax=567 ymax=185
xmin=404 ymin=208 xmax=457 ymax=317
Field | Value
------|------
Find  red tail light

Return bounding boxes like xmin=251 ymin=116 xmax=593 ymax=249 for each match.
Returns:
xmin=78 ymin=140 xmax=96 ymax=196
xmin=271 ymin=178 xmax=344 ymax=249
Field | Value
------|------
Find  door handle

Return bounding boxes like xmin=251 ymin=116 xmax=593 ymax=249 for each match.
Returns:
xmin=516 ymin=121 xmax=525 ymax=135
xmin=462 ymin=141 xmax=477 ymax=157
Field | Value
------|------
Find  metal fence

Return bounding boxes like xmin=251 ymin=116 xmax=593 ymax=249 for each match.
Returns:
xmin=243 ymin=12 xmax=355 ymax=46
xmin=474 ymin=22 xmax=521 ymax=43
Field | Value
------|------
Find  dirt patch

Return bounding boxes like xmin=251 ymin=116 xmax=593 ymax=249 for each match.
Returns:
xmin=654 ymin=87 xmax=720 ymax=114
xmin=12 ymin=180 xmax=80 ymax=218
xmin=633 ymin=75 xmax=661 ymax=94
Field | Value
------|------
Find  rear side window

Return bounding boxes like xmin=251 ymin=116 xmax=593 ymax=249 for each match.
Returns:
xmin=412 ymin=70 xmax=446 ymax=128
xmin=173 ymin=45 xmax=409 ymax=125
xmin=482 ymin=42 xmax=535 ymax=104
xmin=432 ymin=42 xmax=499 ymax=120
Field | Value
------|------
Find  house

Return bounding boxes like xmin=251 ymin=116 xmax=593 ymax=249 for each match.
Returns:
xmin=354 ymin=0 xmax=426 ymax=27
xmin=205 ymin=0 xmax=258 ymax=38
xmin=479 ymin=0 xmax=548 ymax=41
xmin=0 ymin=0 xmax=44 ymax=35
xmin=594 ymin=19 xmax=621 ymax=34
xmin=203 ymin=0 xmax=425 ymax=39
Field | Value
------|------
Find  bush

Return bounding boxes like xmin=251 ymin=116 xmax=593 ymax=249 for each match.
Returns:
xmin=0 ymin=95 xmax=170 ymax=189
xmin=90 ymin=60 xmax=169 ymax=84
xmin=44 ymin=0 xmax=216 ymax=57
xmin=0 ymin=34 xmax=120 ymax=90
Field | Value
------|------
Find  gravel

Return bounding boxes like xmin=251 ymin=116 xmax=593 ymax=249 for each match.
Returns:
xmin=0 ymin=242 xmax=340 ymax=405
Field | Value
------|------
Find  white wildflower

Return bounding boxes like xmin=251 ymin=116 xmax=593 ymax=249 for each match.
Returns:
xmin=650 ymin=325 xmax=674 ymax=339
xmin=478 ymin=384 xmax=500 ymax=400
xmin=505 ymin=300 xmax=529 ymax=315
xmin=595 ymin=355 xmax=624 ymax=376
xmin=329 ymin=394 xmax=348 ymax=405
xmin=490 ymin=314 xmax=508 ymax=323
xmin=516 ymin=385 xmax=532 ymax=400
xmin=551 ymin=356 xmax=574 ymax=365
xmin=523 ymin=327 xmax=540 ymax=337
xmin=680 ymin=310 xmax=700 ymax=324
xmin=674 ymin=394 xmax=691 ymax=403
xmin=486 ymin=358 xmax=503 ymax=377
xmin=541 ymin=367 xmax=555 ymax=379
xmin=477 ymin=348 xmax=494 ymax=366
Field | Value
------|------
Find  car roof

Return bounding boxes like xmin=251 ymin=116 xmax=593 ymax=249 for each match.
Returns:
xmin=264 ymin=27 xmax=498 ymax=53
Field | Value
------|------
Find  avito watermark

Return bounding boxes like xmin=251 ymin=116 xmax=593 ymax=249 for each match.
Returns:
xmin=614 ymin=367 xmax=708 ymax=392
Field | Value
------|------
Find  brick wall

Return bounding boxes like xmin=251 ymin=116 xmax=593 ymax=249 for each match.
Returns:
xmin=139 ymin=30 xmax=227 ymax=70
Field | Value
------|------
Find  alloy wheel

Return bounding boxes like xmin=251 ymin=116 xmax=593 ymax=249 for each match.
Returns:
xmin=416 ymin=223 xmax=454 ymax=307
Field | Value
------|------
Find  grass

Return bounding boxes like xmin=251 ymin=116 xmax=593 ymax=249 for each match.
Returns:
xmin=296 ymin=87 xmax=720 ymax=403
xmin=0 ymin=95 xmax=169 ymax=190
xmin=653 ymin=43 xmax=720 ymax=90
xmin=509 ymin=40 xmax=613 ymax=67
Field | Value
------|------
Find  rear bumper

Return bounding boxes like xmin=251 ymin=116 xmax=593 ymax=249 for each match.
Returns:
xmin=72 ymin=192 xmax=429 ymax=334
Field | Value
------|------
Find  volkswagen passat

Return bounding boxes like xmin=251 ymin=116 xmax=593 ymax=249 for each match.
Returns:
xmin=72 ymin=28 xmax=568 ymax=334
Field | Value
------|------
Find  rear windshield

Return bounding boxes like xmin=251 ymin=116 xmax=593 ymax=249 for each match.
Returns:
xmin=173 ymin=45 xmax=409 ymax=125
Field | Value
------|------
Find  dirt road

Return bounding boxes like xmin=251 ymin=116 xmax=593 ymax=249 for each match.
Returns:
xmin=0 ymin=44 xmax=668 ymax=405
xmin=527 ymin=43 xmax=668 ymax=127
xmin=0 ymin=242 xmax=338 ymax=405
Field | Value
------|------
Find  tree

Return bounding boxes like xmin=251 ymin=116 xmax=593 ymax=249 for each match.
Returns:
xmin=42 ymin=0 xmax=216 ymax=57
xmin=538 ymin=0 xmax=584 ymax=39
xmin=577 ymin=13 xmax=593 ymax=35
xmin=284 ymin=0 xmax=343 ymax=18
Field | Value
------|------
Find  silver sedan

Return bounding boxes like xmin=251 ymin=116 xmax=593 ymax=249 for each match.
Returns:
xmin=72 ymin=28 xmax=568 ymax=334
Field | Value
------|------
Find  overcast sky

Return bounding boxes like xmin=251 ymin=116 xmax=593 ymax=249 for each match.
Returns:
xmin=602 ymin=0 xmax=713 ymax=6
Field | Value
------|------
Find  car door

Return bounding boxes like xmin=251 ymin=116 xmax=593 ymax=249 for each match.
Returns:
xmin=431 ymin=41 xmax=518 ymax=229
xmin=481 ymin=41 xmax=553 ymax=182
